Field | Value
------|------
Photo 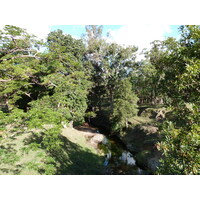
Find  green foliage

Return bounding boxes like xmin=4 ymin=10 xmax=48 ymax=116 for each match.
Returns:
xmin=1 ymin=24 xmax=199 ymax=175
xmin=151 ymin=25 xmax=200 ymax=175
xmin=0 ymin=25 xmax=92 ymax=174
xmin=47 ymin=29 xmax=85 ymax=59
xmin=41 ymin=127 xmax=63 ymax=152
xmin=157 ymin=120 xmax=200 ymax=175
xmin=84 ymin=26 xmax=138 ymax=133
xmin=111 ymin=79 xmax=138 ymax=132
xmin=0 ymin=148 xmax=20 ymax=164
xmin=130 ymin=60 xmax=161 ymax=105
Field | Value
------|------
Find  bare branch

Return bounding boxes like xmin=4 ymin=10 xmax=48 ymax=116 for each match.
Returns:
xmin=49 ymin=82 xmax=57 ymax=87
xmin=24 ymin=92 xmax=33 ymax=99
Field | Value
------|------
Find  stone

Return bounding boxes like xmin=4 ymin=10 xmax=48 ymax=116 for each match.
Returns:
xmin=121 ymin=151 xmax=128 ymax=162
xmin=127 ymin=152 xmax=136 ymax=166
xmin=102 ymin=137 xmax=109 ymax=145
xmin=83 ymin=132 xmax=95 ymax=139
xmin=90 ymin=140 xmax=98 ymax=148
xmin=140 ymin=125 xmax=158 ymax=135
xmin=90 ymin=134 xmax=105 ymax=144
xmin=120 ymin=151 xmax=136 ymax=166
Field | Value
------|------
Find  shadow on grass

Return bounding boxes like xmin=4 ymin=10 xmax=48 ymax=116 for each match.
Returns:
xmin=0 ymin=144 xmax=23 ymax=175
xmin=23 ymin=133 xmax=105 ymax=175
xmin=50 ymin=135 xmax=104 ymax=175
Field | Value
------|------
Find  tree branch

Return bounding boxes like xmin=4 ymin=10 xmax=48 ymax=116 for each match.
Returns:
xmin=0 ymin=79 xmax=12 ymax=82
xmin=0 ymin=48 xmax=30 ymax=54
xmin=0 ymin=55 xmax=40 ymax=62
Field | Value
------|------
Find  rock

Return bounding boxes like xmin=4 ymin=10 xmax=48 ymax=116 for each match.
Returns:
xmin=120 ymin=151 xmax=136 ymax=166
xmin=83 ymin=132 xmax=96 ymax=139
xmin=156 ymin=110 xmax=165 ymax=121
xmin=90 ymin=134 xmax=105 ymax=144
xmin=148 ymin=157 xmax=160 ymax=172
xmin=61 ymin=121 xmax=73 ymax=128
xmin=102 ymin=137 xmax=109 ymax=145
xmin=121 ymin=152 xmax=128 ymax=162
xmin=126 ymin=152 xmax=136 ymax=166
xmin=140 ymin=125 xmax=158 ymax=135
xmin=90 ymin=140 xmax=98 ymax=148
xmin=135 ymin=150 xmax=161 ymax=173
xmin=89 ymin=133 xmax=106 ymax=148
xmin=61 ymin=122 xmax=67 ymax=128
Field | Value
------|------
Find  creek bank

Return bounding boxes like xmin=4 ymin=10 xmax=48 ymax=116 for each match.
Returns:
xmin=88 ymin=121 xmax=161 ymax=173
xmin=76 ymin=124 xmax=148 ymax=174
xmin=75 ymin=125 xmax=108 ymax=148
xmin=89 ymin=106 xmax=166 ymax=174
xmin=120 ymin=106 xmax=168 ymax=173
xmin=119 ymin=124 xmax=161 ymax=173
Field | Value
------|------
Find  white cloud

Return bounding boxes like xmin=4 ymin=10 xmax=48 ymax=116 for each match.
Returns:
xmin=0 ymin=23 xmax=172 ymax=47
xmin=109 ymin=25 xmax=172 ymax=48
xmin=108 ymin=25 xmax=172 ymax=60
xmin=23 ymin=24 xmax=51 ymax=40
xmin=0 ymin=23 xmax=51 ymax=40
xmin=0 ymin=23 xmax=173 ymax=60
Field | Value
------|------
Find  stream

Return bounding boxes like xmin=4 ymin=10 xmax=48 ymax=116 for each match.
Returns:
xmin=98 ymin=133 xmax=149 ymax=175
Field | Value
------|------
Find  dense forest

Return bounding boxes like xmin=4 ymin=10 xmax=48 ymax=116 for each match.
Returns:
xmin=0 ymin=25 xmax=199 ymax=175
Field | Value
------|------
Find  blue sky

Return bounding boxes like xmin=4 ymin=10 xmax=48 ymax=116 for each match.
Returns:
xmin=49 ymin=25 xmax=124 ymax=38
xmin=49 ymin=25 xmax=181 ymax=53
xmin=164 ymin=25 xmax=180 ymax=38
xmin=49 ymin=25 xmax=180 ymax=39
xmin=0 ymin=23 xmax=181 ymax=55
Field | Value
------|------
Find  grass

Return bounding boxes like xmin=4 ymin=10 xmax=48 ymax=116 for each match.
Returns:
xmin=0 ymin=127 xmax=104 ymax=175
xmin=128 ymin=116 xmax=154 ymax=126
xmin=61 ymin=127 xmax=97 ymax=153
xmin=0 ymin=132 xmax=45 ymax=175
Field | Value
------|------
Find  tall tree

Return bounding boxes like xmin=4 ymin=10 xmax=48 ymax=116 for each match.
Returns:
xmin=151 ymin=25 xmax=200 ymax=174
xmin=111 ymin=78 xmax=138 ymax=132
xmin=84 ymin=25 xmax=138 ymax=133
xmin=0 ymin=25 xmax=43 ymax=111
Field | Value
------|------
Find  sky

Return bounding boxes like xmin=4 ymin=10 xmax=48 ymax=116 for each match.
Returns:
xmin=49 ymin=25 xmax=180 ymax=51
xmin=0 ymin=24 xmax=181 ymax=52
xmin=48 ymin=25 xmax=180 ymax=60
xmin=0 ymin=24 xmax=180 ymax=60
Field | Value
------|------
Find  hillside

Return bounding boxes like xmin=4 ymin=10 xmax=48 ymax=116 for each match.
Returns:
xmin=0 ymin=127 xmax=104 ymax=175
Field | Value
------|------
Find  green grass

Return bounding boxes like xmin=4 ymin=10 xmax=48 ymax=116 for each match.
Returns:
xmin=128 ymin=116 xmax=154 ymax=126
xmin=0 ymin=127 xmax=104 ymax=175
xmin=0 ymin=133 xmax=46 ymax=175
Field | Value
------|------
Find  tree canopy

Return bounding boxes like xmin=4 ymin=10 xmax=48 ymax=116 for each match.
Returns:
xmin=0 ymin=25 xmax=199 ymax=175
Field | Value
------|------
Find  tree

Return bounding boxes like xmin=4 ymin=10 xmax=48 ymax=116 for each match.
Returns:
xmin=37 ymin=30 xmax=92 ymax=125
xmin=0 ymin=26 xmax=93 ymax=173
xmin=83 ymin=25 xmax=108 ymax=112
xmin=84 ymin=25 xmax=138 ymax=133
xmin=0 ymin=25 xmax=43 ymax=111
xmin=111 ymin=78 xmax=138 ymax=133
xmin=151 ymin=25 xmax=200 ymax=174
xmin=130 ymin=59 xmax=159 ymax=105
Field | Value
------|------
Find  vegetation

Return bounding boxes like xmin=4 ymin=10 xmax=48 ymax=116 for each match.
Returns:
xmin=0 ymin=25 xmax=199 ymax=175
xmin=150 ymin=26 xmax=200 ymax=175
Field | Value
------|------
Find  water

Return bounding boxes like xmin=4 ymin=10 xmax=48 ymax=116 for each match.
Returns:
xmin=98 ymin=135 xmax=147 ymax=175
